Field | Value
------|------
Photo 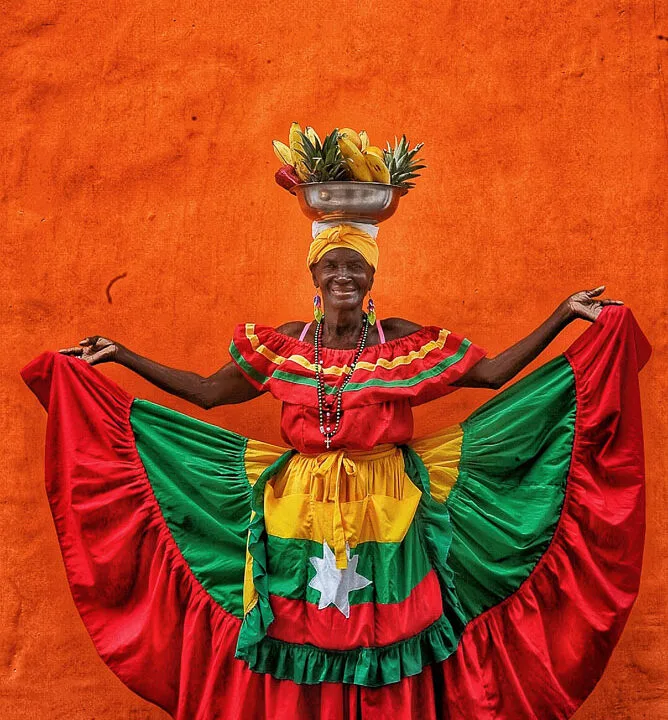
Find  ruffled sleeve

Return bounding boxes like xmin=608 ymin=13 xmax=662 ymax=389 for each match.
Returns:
xmin=348 ymin=326 xmax=488 ymax=407
xmin=228 ymin=323 xmax=295 ymax=392
xmin=405 ymin=327 xmax=487 ymax=406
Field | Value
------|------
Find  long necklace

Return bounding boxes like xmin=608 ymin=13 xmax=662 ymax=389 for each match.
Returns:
xmin=314 ymin=314 xmax=369 ymax=449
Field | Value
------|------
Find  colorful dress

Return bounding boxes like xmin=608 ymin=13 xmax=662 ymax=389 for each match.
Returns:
xmin=20 ymin=306 xmax=651 ymax=720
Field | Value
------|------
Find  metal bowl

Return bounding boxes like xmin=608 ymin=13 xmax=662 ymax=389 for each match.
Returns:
xmin=293 ymin=181 xmax=407 ymax=224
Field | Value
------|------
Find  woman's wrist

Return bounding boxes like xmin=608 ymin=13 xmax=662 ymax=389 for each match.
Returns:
xmin=553 ymin=302 xmax=574 ymax=329
xmin=114 ymin=344 xmax=132 ymax=366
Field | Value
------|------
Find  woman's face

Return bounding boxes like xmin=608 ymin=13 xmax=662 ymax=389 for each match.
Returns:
xmin=311 ymin=248 xmax=374 ymax=312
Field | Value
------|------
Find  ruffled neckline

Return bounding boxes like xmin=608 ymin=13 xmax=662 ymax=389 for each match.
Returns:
xmin=251 ymin=324 xmax=441 ymax=358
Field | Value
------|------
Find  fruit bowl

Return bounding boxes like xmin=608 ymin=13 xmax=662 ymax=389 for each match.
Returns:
xmin=293 ymin=181 xmax=407 ymax=224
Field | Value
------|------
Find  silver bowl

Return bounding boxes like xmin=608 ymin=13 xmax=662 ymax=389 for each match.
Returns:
xmin=293 ymin=181 xmax=407 ymax=224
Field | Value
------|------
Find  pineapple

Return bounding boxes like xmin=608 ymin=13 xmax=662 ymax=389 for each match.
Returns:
xmin=293 ymin=129 xmax=351 ymax=182
xmin=383 ymin=135 xmax=426 ymax=190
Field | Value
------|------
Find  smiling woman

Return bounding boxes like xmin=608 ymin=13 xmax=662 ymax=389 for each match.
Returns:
xmin=22 ymin=213 xmax=651 ymax=719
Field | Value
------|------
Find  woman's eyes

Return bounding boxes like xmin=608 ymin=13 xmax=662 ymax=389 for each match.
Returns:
xmin=324 ymin=264 xmax=363 ymax=272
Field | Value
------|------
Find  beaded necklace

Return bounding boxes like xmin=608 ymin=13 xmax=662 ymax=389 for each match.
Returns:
xmin=314 ymin=314 xmax=369 ymax=449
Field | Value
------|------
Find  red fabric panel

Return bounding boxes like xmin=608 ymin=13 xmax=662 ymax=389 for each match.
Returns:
xmin=435 ymin=305 xmax=652 ymax=719
xmin=266 ymin=570 xmax=443 ymax=650
xmin=19 ymin=351 xmax=440 ymax=719
xmin=279 ymin=397 xmax=417 ymax=453
xmin=18 ymin=353 xmax=299 ymax=718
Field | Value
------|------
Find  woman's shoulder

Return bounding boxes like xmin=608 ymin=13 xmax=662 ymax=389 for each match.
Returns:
xmin=378 ymin=317 xmax=423 ymax=342
xmin=275 ymin=321 xmax=309 ymax=339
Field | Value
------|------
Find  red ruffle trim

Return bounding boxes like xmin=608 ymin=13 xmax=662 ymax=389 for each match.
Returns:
xmin=21 ymin=305 xmax=651 ymax=719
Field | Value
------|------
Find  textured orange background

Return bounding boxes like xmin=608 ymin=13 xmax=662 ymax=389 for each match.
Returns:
xmin=2 ymin=0 xmax=666 ymax=717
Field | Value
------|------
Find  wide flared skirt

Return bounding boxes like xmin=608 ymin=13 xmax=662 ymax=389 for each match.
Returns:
xmin=20 ymin=306 xmax=651 ymax=720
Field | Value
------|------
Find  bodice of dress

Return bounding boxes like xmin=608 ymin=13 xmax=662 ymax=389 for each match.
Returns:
xmin=230 ymin=323 xmax=487 ymax=454
xmin=279 ymin=399 xmax=414 ymax=453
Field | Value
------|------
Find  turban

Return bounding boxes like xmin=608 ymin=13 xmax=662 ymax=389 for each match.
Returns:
xmin=307 ymin=222 xmax=379 ymax=271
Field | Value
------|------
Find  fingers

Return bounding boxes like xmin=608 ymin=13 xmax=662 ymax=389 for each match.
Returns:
xmin=584 ymin=286 xmax=625 ymax=307
xmin=60 ymin=336 xmax=98 ymax=357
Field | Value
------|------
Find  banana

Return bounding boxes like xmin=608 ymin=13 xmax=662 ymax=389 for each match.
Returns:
xmin=338 ymin=136 xmax=373 ymax=181
xmin=338 ymin=128 xmax=362 ymax=150
xmin=364 ymin=146 xmax=384 ymax=159
xmin=272 ymin=140 xmax=293 ymax=166
xmin=289 ymin=121 xmax=310 ymax=181
xmin=305 ymin=126 xmax=321 ymax=146
xmin=364 ymin=152 xmax=391 ymax=183
xmin=359 ymin=130 xmax=369 ymax=151
xmin=288 ymin=121 xmax=303 ymax=153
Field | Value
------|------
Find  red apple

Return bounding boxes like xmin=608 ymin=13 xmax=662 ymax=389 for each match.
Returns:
xmin=275 ymin=164 xmax=301 ymax=194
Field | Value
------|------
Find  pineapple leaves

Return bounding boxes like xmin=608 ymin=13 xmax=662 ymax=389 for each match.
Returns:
xmin=382 ymin=134 xmax=426 ymax=189
xmin=294 ymin=128 xmax=350 ymax=182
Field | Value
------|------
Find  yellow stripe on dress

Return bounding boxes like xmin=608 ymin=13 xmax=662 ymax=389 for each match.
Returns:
xmin=243 ymin=438 xmax=286 ymax=486
xmin=263 ymin=446 xmax=420 ymax=569
xmin=244 ymin=324 xmax=451 ymax=378
xmin=409 ymin=424 xmax=464 ymax=503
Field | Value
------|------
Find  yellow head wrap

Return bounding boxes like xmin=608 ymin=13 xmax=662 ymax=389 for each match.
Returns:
xmin=307 ymin=224 xmax=379 ymax=270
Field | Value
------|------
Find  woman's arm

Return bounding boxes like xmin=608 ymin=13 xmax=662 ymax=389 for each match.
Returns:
xmin=59 ymin=336 xmax=263 ymax=409
xmin=453 ymin=286 xmax=623 ymax=390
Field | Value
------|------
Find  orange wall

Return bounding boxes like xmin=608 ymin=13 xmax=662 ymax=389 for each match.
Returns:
xmin=2 ymin=0 xmax=666 ymax=717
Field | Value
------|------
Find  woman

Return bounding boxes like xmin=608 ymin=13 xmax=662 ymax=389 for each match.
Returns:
xmin=22 ymin=223 xmax=651 ymax=720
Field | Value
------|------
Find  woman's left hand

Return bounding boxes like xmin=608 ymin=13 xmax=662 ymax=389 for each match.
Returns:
xmin=560 ymin=286 xmax=624 ymax=323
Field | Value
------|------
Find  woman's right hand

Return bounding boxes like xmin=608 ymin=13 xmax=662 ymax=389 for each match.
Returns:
xmin=59 ymin=336 xmax=122 ymax=365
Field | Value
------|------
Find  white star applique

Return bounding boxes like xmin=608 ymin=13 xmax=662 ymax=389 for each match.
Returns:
xmin=308 ymin=541 xmax=372 ymax=618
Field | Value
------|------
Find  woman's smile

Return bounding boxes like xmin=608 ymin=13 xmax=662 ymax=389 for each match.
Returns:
xmin=330 ymin=284 xmax=357 ymax=296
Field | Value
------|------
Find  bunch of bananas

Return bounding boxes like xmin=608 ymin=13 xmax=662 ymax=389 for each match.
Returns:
xmin=336 ymin=128 xmax=391 ymax=183
xmin=273 ymin=123 xmax=420 ymax=191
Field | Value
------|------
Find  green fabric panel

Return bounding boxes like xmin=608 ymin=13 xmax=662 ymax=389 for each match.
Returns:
xmin=129 ymin=399 xmax=251 ymax=618
xmin=236 ymin=450 xmax=296 ymax=657
xmin=245 ymin=615 xmax=458 ymax=687
xmin=265 ymin=522 xmax=432 ymax=605
xmin=402 ymin=446 xmax=468 ymax=640
xmin=446 ymin=355 xmax=576 ymax=619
